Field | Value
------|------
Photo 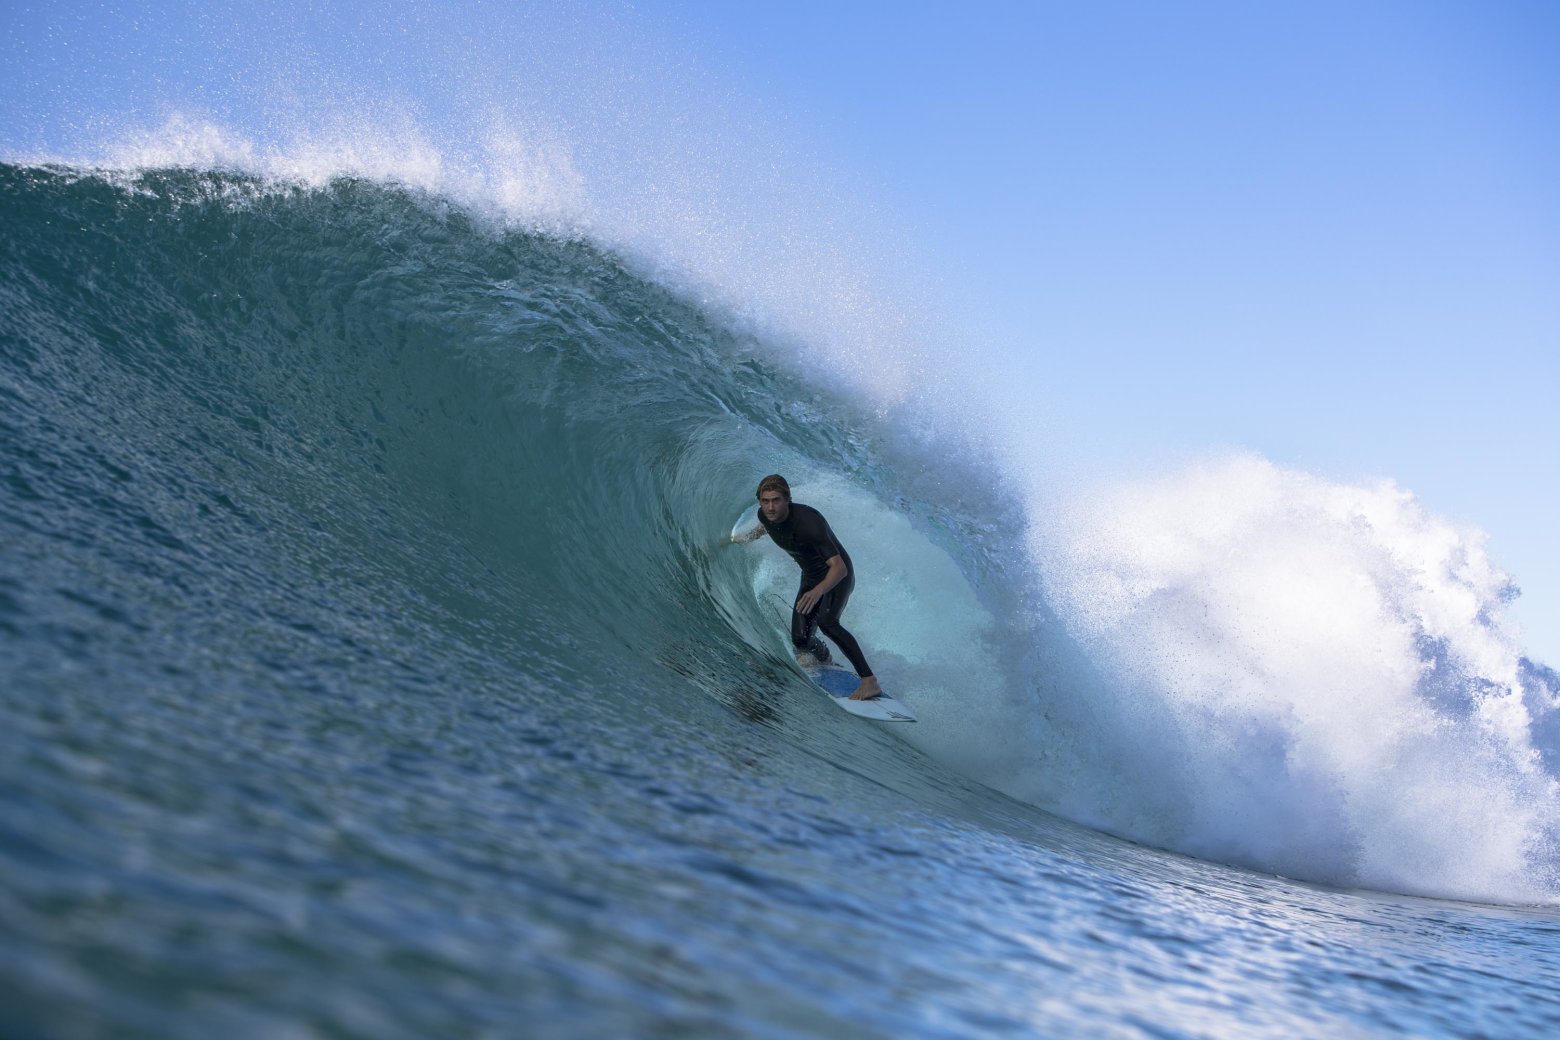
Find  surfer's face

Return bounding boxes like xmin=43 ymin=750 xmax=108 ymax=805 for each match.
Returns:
xmin=759 ymin=489 xmax=790 ymax=523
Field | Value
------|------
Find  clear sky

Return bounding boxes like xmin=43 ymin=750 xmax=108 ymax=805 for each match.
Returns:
xmin=4 ymin=1 xmax=1557 ymax=661
xmin=653 ymin=1 xmax=1560 ymax=662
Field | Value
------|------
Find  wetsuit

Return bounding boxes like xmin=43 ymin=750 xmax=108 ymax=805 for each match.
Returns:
xmin=758 ymin=502 xmax=874 ymax=678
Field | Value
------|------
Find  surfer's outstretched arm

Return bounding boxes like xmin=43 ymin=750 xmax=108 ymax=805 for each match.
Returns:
xmin=730 ymin=523 xmax=767 ymax=545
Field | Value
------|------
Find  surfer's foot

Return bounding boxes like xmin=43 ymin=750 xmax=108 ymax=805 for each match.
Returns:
xmin=849 ymin=676 xmax=882 ymax=701
xmin=795 ymin=652 xmax=820 ymax=667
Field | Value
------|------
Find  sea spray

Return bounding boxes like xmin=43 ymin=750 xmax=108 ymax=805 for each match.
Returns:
xmin=1026 ymin=452 xmax=1560 ymax=901
xmin=62 ymin=100 xmax=944 ymax=414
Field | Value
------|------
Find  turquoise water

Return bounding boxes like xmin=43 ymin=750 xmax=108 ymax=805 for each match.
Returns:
xmin=4 ymin=164 xmax=1560 ymax=1038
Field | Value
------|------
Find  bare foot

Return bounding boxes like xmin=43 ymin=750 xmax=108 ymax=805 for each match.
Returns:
xmin=849 ymin=676 xmax=882 ymax=701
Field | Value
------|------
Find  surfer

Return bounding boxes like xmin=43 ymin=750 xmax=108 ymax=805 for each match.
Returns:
xmin=732 ymin=475 xmax=883 ymax=701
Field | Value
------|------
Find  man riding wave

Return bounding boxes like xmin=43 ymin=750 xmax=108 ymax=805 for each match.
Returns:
xmin=732 ymin=475 xmax=883 ymax=701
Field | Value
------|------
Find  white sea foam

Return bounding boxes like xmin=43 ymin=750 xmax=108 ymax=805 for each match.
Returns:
xmin=1020 ymin=453 xmax=1559 ymax=902
xmin=91 ymin=112 xmax=591 ymax=233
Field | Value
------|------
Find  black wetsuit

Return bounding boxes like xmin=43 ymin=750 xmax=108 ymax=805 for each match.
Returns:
xmin=758 ymin=502 xmax=874 ymax=678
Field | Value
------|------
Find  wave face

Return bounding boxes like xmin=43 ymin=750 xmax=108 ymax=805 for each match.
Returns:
xmin=5 ymin=162 xmax=1560 ymax=1036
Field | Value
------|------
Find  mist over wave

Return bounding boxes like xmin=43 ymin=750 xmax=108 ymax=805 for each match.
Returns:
xmin=50 ymin=95 xmax=945 ymax=416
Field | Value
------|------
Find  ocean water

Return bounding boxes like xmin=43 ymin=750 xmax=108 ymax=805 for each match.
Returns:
xmin=4 ymin=162 xmax=1560 ymax=1039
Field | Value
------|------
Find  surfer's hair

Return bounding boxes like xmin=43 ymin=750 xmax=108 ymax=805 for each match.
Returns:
xmin=756 ymin=474 xmax=791 ymax=501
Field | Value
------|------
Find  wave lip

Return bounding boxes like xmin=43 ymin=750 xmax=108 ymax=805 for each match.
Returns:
xmin=21 ymin=100 xmax=948 ymax=415
xmin=77 ymin=113 xmax=594 ymax=233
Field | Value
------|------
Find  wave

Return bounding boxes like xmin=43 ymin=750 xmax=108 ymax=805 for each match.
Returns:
xmin=3 ymin=160 xmax=1557 ymax=905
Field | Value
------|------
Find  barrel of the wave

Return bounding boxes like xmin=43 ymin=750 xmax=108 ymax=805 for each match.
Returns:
xmin=729 ymin=502 xmax=918 ymax=723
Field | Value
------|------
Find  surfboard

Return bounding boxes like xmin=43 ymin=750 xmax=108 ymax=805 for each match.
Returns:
xmin=806 ymin=663 xmax=919 ymax=722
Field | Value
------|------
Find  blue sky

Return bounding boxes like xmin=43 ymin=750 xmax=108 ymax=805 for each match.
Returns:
xmin=657 ymin=2 xmax=1560 ymax=653
xmin=4 ymin=1 xmax=1557 ymax=660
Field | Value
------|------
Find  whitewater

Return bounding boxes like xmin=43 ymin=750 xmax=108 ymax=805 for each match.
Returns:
xmin=4 ymin=14 xmax=1560 ymax=1029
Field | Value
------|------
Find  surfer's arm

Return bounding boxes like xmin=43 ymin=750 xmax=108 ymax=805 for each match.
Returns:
xmin=796 ymin=554 xmax=847 ymax=615
xmin=730 ymin=523 xmax=767 ymax=545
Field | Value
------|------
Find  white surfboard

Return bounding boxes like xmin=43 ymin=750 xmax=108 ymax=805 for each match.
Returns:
xmin=806 ymin=663 xmax=919 ymax=722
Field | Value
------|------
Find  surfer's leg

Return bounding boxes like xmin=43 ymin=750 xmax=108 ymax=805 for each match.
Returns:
xmin=813 ymin=577 xmax=874 ymax=681
xmin=790 ymin=582 xmax=832 ymax=664
xmin=817 ymin=616 xmax=872 ymax=679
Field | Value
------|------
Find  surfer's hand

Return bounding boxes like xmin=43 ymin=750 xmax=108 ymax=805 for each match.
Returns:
xmin=731 ymin=523 xmax=766 ymax=545
xmin=795 ymin=586 xmax=823 ymax=615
